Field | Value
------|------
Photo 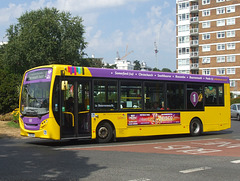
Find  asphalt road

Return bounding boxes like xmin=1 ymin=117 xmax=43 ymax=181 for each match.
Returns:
xmin=0 ymin=119 xmax=240 ymax=181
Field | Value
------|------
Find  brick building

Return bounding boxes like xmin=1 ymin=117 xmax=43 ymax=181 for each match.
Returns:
xmin=176 ymin=0 xmax=240 ymax=97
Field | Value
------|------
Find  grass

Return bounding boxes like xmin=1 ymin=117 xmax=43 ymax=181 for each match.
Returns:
xmin=7 ymin=120 xmax=20 ymax=128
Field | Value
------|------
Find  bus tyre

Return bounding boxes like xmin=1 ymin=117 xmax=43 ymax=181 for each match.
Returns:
xmin=96 ymin=122 xmax=113 ymax=143
xmin=190 ymin=118 xmax=202 ymax=136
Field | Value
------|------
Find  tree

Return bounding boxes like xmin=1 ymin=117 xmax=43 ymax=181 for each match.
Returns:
xmin=153 ymin=67 xmax=160 ymax=71
xmin=0 ymin=69 xmax=22 ymax=114
xmin=2 ymin=8 xmax=87 ymax=75
xmin=133 ymin=60 xmax=141 ymax=70
xmin=161 ymin=68 xmax=172 ymax=72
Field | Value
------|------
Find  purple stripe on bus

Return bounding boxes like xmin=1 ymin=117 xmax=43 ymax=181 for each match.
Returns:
xmin=88 ymin=68 xmax=229 ymax=84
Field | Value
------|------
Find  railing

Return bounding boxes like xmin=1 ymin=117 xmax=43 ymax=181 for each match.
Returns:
xmin=191 ymin=63 xmax=199 ymax=69
xmin=190 ymin=40 xmax=199 ymax=46
xmin=190 ymin=28 xmax=199 ymax=34
xmin=190 ymin=5 xmax=198 ymax=11
xmin=190 ymin=51 xmax=199 ymax=57
xmin=190 ymin=17 xmax=199 ymax=23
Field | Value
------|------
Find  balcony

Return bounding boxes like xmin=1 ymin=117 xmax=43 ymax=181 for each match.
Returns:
xmin=191 ymin=63 xmax=199 ymax=70
xmin=190 ymin=5 xmax=198 ymax=12
xmin=190 ymin=40 xmax=199 ymax=46
xmin=190 ymin=28 xmax=199 ymax=35
xmin=190 ymin=51 xmax=199 ymax=58
xmin=190 ymin=17 xmax=199 ymax=23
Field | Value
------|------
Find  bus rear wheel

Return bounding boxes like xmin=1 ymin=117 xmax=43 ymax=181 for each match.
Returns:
xmin=96 ymin=122 xmax=113 ymax=143
xmin=190 ymin=118 xmax=202 ymax=136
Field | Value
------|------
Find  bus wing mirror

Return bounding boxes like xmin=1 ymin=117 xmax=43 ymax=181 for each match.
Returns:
xmin=61 ymin=81 xmax=68 ymax=90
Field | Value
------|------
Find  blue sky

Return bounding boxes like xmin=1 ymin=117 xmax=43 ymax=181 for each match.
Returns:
xmin=0 ymin=0 xmax=176 ymax=71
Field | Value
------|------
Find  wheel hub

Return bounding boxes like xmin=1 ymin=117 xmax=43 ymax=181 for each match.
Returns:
xmin=98 ymin=127 xmax=108 ymax=139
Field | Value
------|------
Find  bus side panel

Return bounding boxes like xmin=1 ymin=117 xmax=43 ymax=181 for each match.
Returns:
xmin=202 ymin=84 xmax=231 ymax=132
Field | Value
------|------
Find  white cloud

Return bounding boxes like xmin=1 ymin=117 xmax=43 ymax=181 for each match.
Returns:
xmin=51 ymin=0 xmax=149 ymax=13
xmin=0 ymin=3 xmax=25 ymax=23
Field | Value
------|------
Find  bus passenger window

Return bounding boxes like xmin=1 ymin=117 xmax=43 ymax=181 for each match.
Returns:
xmin=120 ymin=81 xmax=142 ymax=110
xmin=166 ymin=83 xmax=184 ymax=110
xmin=144 ymin=82 xmax=164 ymax=110
xmin=218 ymin=85 xmax=224 ymax=105
xmin=93 ymin=80 xmax=118 ymax=111
xmin=204 ymin=85 xmax=217 ymax=105
xmin=187 ymin=84 xmax=203 ymax=110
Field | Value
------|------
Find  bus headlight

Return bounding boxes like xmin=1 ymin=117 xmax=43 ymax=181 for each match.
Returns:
xmin=40 ymin=120 xmax=48 ymax=129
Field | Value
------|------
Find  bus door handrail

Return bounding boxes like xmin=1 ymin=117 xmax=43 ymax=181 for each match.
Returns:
xmin=63 ymin=112 xmax=74 ymax=127
xmin=78 ymin=111 xmax=89 ymax=114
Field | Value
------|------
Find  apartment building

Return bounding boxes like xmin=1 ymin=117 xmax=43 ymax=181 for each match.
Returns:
xmin=176 ymin=0 xmax=240 ymax=97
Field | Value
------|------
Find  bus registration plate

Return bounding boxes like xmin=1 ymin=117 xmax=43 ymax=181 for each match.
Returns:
xmin=28 ymin=133 xmax=35 ymax=137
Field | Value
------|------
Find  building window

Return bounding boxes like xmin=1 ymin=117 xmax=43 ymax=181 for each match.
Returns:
xmin=178 ymin=59 xmax=190 ymax=66
xmin=217 ymin=44 xmax=225 ymax=51
xmin=178 ymin=13 xmax=190 ymax=22
xmin=217 ymin=7 xmax=225 ymax=14
xmin=227 ymin=68 xmax=235 ymax=74
xmin=202 ymin=69 xmax=211 ymax=75
xmin=230 ymin=80 xmax=235 ymax=87
xmin=203 ymin=10 xmax=211 ymax=16
xmin=178 ymin=25 xmax=189 ymax=32
xmin=178 ymin=70 xmax=190 ymax=74
xmin=217 ymin=56 xmax=225 ymax=63
xmin=178 ymin=2 xmax=189 ymax=10
xmin=227 ymin=55 xmax=235 ymax=62
xmin=227 ymin=43 xmax=235 ymax=50
xmin=217 ymin=68 xmax=225 ymax=75
xmin=226 ymin=18 xmax=235 ymax=25
xmin=178 ymin=47 xmax=190 ymax=55
xmin=202 ymin=21 xmax=211 ymax=28
xmin=202 ymin=57 xmax=211 ymax=64
xmin=217 ymin=31 xmax=225 ymax=38
xmin=202 ymin=33 xmax=210 ymax=40
xmin=202 ymin=45 xmax=211 ymax=52
xmin=217 ymin=19 xmax=225 ymax=26
xmin=216 ymin=0 xmax=225 ymax=2
xmin=178 ymin=36 xmax=190 ymax=44
xmin=203 ymin=0 xmax=210 ymax=5
xmin=226 ymin=5 xmax=235 ymax=13
xmin=226 ymin=30 xmax=235 ymax=37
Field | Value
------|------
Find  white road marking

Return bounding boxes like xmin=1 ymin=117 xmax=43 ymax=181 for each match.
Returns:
xmin=179 ymin=167 xmax=212 ymax=174
xmin=128 ymin=178 xmax=151 ymax=181
xmin=231 ymin=160 xmax=240 ymax=164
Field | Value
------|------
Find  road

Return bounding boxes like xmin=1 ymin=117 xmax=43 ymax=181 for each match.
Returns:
xmin=0 ymin=119 xmax=240 ymax=181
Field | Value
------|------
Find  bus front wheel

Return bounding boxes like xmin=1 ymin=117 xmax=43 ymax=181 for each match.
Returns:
xmin=190 ymin=118 xmax=202 ymax=136
xmin=96 ymin=122 xmax=113 ymax=143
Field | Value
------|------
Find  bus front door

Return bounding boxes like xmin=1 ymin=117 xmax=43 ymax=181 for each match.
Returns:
xmin=61 ymin=80 xmax=91 ymax=139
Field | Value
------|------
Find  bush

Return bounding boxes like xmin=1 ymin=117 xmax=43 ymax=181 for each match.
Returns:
xmin=231 ymin=96 xmax=240 ymax=105
xmin=0 ymin=69 xmax=22 ymax=114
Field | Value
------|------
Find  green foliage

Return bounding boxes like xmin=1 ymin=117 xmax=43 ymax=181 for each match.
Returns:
xmin=0 ymin=69 xmax=22 ymax=114
xmin=7 ymin=120 xmax=20 ymax=128
xmin=161 ymin=68 xmax=172 ymax=72
xmin=2 ymin=8 xmax=87 ymax=75
xmin=81 ymin=58 xmax=104 ymax=68
xmin=153 ymin=67 xmax=172 ymax=72
xmin=0 ymin=8 xmax=88 ymax=114
xmin=231 ymin=96 xmax=240 ymax=105
xmin=133 ymin=60 xmax=141 ymax=70
xmin=104 ymin=63 xmax=117 ymax=69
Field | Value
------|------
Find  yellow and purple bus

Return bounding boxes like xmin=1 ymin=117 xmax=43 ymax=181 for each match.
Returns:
xmin=19 ymin=64 xmax=231 ymax=142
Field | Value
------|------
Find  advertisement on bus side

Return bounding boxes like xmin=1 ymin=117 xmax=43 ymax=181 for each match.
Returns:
xmin=127 ymin=113 xmax=180 ymax=126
